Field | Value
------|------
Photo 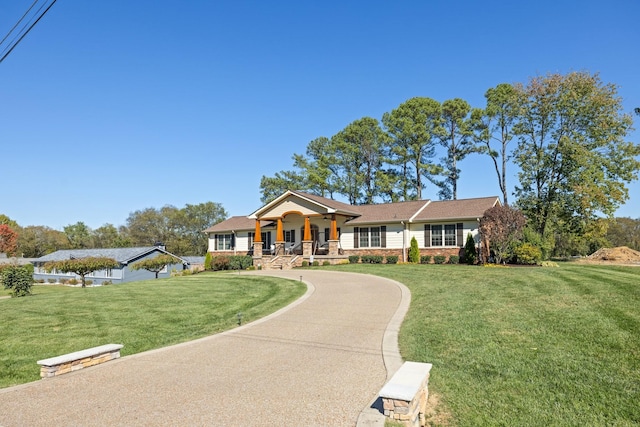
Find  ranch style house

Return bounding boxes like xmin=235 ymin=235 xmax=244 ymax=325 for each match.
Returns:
xmin=33 ymin=245 xmax=190 ymax=284
xmin=205 ymin=190 xmax=500 ymax=269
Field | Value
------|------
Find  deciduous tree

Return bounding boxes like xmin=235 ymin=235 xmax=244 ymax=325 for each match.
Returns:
xmin=64 ymin=221 xmax=93 ymax=249
xmin=0 ymin=224 xmax=18 ymax=256
xmin=479 ymin=205 xmax=526 ymax=264
xmin=17 ymin=226 xmax=68 ymax=257
xmin=45 ymin=257 xmax=119 ymax=287
xmin=513 ymin=72 xmax=640 ymax=238
xmin=130 ymin=254 xmax=180 ymax=279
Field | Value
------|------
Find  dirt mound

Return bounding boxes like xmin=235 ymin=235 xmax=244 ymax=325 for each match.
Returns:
xmin=585 ymin=246 xmax=640 ymax=264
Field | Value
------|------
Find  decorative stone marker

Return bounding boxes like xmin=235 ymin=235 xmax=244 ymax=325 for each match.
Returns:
xmin=378 ymin=361 xmax=432 ymax=427
xmin=37 ymin=344 xmax=124 ymax=378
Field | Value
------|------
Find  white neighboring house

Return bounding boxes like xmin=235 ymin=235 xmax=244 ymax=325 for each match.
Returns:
xmin=204 ymin=190 xmax=500 ymax=269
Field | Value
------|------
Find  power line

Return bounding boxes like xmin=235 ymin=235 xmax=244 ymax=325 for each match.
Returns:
xmin=0 ymin=0 xmax=58 ymax=64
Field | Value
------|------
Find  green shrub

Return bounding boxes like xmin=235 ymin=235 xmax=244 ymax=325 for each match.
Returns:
xmin=449 ymin=255 xmax=460 ymax=264
xmin=348 ymin=255 xmax=360 ymax=264
xmin=229 ymin=255 xmax=252 ymax=270
xmin=47 ymin=278 xmax=56 ymax=284
xmin=462 ymin=232 xmax=477 ymax=264
xmin=204 ymin=252 xmax=213 ymax=270
xmin=514 ymin=243 xmax=543 ymax=265
xmin=85 ymin=280 xmax=93 ymax=286
xmin=102 ymin=280 xmax=112 ymax=285
xmin=385 ymin=255 xmax=399 ymax=264
xmin=433 ymin=255 xmax=446 ymax=264
xmin=301 ymin=261 xmax=309 ymax=267
xmin=540 ymin=261 xmax=559 ymax=267
xmin=420 ymin=255 xmax=431 ymax=264
xmin=212 ymin=255 xmax=231 ymax=271
xmin=409 ymin=237 xmax=420 ymax=263
xmin=0 ymin=265 xmax=33 ymax=297
xmin=322 ymin=261 xmax=331 ymax=266
xmin=361 ymin=255 xmax=383 ymax=264
xmin=36 ymin=279 xmax=45 ymax=283
xmin=68 ymin=278 xmax=78 ymax=285
xmin=182 ymin=269 xmax=193 ymax=276
xmin=312 ymin=260 xmax=320 ymax=266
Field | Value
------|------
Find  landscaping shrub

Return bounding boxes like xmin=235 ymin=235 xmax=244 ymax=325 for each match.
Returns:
xmin=361 ymin=255 xmax=383 ymax=264
xmin=322 ymin=261 xmax=331 ymax=266
xmin=312 ymin=260 xmax=320 ymax=266
xmin=433 ymin=255 xmax=446 ymax=264
xmin=211 ymin=255 xmax=230 ymax=271
xmin=348 ymin=255 xmax=360 ymax=264
xmin=448 ymin=255 xmax=460 ymax=264
xmin=229 ymin=255 xmax=252 ymax=270
xmin=514 ymin=243 xmax=543 ymax=265
xmin=47 ymin=278 xmax=56 ymax=284
xmin=301 ymin=261 xmax=309 ymax=267
xmin=420 ymin=255 xmax=431 ymax=264
xmin=102 ymin=280 xmax=112 ymax=285
xmin=462 ymin=232 xmax=477 ymax=264
xmin=68 ymin=278 xmax=79 ymax=285
xmin=204 ymin=252 xmax=213 ymax=270
xmin=84 ymin=280 xmax=93 ymax=286
xmin=408 ymin=237 xmax=420 ymax=263
xmin=0 ymin=265 xmax=33 ymax=297
xmin=182 ymin=269 xmax=192 ymax=276
xmin=385 ymin=255 xmax=399 ymax=264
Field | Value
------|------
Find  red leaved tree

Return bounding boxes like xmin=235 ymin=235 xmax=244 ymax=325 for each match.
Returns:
xmin=0 ymin=224 xmax=18 ymax=256
xmin=479 ymin=206 xmax=526 ymax=264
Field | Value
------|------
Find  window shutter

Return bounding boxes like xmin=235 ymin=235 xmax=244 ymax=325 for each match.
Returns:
xmin=381 ymin=226 xmax=387 ymax=248
xmin=324 ymin=228 xmax=330 ymax=242
xmin=354 ymin=227 xmax=359 ymax=248
xmin=424 ymin=225 xmax=431 ymax=247
xmin=214 ymin=234 xmax=218 ymax=250
xmin=457 ymin=223 xmax=464 ymax=247
xmin=231 ymin=233 xmax=235 ymax=249
xmin=291 ymin=229 xmax=295 ymax=243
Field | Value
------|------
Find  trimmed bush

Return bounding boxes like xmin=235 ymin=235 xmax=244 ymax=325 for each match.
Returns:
xmin=47 ymin=279 xmax=56 ymax=284
xmin=361 ymin=255 xmax=383 ymax=264
xmin=312 ymin=260 xmax=320 ymax=266
xmin=322 ymin=261 xmax=331 ymax=266
xmin=385 ymin=255 xmax=399 ymax=264
xmin=301 ymin=261 xmax=309 ymax=267
xmin=229 ymin=255 xmax=253 ymax=270
xmin=448 ymin=255 xmax=460 ymax=264
xmin=68 ymin=278 xmax=79 ymax=285
xmin=204 ymin=252 xmax=213 ymax=270
xmin=514 ymin=243 xmax=542 ymax=265
xmin=211 ymin=255 xmax=230 ymax=271
xmin=462 ymin=232 xmax=477 ymax=265
xmin=408 ymin=237 xmax=420 ymax=263
xmin=420 ymin=255 xmax=431 ymax=264
xmin=85 ymin=280 xmax=93 ymax=286
xmin=348 ymin=255 xmax=360 ymax=264
xmin=433 ymin=255 xmax=446 ymax=264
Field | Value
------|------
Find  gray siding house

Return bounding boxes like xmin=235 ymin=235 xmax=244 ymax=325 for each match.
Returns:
xmin=33 ymin=246 xmax=189 ymax=284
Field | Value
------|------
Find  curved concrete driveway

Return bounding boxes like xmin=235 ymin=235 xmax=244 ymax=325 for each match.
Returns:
xmin=0 ymin=270 xmax=409 ymax=426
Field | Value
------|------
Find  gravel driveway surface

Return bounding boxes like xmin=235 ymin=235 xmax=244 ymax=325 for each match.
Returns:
xmin=0 ymin=270 xmax=407 ymax=427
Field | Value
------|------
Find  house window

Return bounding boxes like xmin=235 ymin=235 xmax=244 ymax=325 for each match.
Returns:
xmin=428 ymin=224 xmax=462 ymax=247
xmin=431 ymin=225 xmax=443 ymax=246
xmin=284 ymin=230 xmax=295 ymax=243
xmin=358 ymin=227 xmax=381 ymax=248
xmin=444 ymin=224 xmax=456 ymax=246
xmin=216 ymin=234 xmax=232 ymax=250
xmin=105 ymin=268 xmax=112 ymax=278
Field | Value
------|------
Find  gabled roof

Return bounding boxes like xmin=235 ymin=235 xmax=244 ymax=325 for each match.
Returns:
xmin=34 ymin=247 xmax=187 ymax=265
xmin=248 ymin=190 xmax=361 ymax=219
xmin=204 ymin=216 xmax=274 ymax=233
xmin=345 ymin=200 xmax=430 ymax=225
xmin=413 ymin=197 xmax=501 ymax=221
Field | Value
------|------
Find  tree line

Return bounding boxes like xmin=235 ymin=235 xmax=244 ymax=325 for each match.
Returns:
xmin=0 ymin=201 xmax=227 ymax=258
xmin=261 ymin=71 xmax=640 ymax=257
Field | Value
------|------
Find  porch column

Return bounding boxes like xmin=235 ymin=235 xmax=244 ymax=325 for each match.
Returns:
xmin=303 ymin=217 xmax=312 ymax=258
xmin=276 ymin=218 xmax=284 ymax=242
xmin=328 ymin=214 xmax=339 ymax=256
xmin=253 ymin=220 xmax=263 ymax=258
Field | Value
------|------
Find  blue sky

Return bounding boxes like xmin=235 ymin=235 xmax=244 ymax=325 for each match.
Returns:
xmin=1 ymin=0 xmax=639 ymax=230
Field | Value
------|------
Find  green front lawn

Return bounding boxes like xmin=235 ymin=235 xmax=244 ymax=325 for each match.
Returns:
xmin=0 ymin=272 xmax=305 ymax=389
xmin=330 ymin=263 xmax=640 ymax=426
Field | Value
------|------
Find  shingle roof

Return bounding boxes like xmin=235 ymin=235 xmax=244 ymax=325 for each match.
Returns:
xmin=34 ymin=247 xmax=186 ymax=264
xmin=204 ymin=216 xmax=274 ymax=233
xmin=290 ymin=191 xmax=362 ymax=216
xmin=413 ymin=197 xmax=500 ymax=221
xmin=345 ymin=200 xmax=430 ymax=224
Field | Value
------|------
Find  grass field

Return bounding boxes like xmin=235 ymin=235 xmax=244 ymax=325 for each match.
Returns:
xmin=0 ymin=272 xmax=305 ymax=389
xmin=329 ymin=263 xmax=640 ymax=426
